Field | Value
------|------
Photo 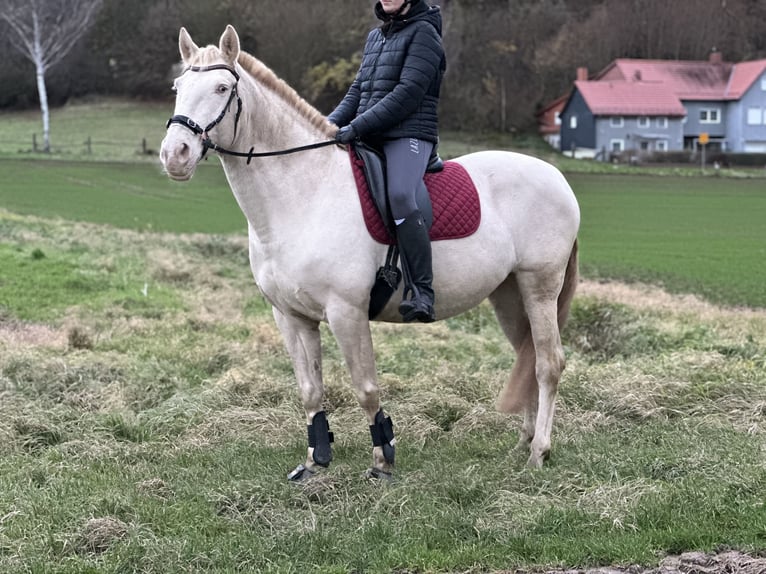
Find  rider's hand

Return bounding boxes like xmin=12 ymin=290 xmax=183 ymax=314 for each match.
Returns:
xmin=335 ymin=125 xmax=358 ymax=144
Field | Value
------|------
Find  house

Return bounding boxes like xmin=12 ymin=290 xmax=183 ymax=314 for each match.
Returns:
xmin=556 ymin=53 xmax=766 ymax=158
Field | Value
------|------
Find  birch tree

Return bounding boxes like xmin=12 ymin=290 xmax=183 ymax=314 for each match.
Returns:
xmin=0 ymin=0 xmax=103 ymax=152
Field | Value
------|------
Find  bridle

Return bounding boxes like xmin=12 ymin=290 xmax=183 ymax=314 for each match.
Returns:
xmin=166 ymin=63 xmax=336 ymax=164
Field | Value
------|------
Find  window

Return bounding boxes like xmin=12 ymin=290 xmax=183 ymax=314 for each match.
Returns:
xmin=747 ymin=108 xmax=763 ymax=125
xmin=554 ymin=111 xmax=561 ymax=126
xmin=761 ymin=77 xmax=766 ymax=91
xmin=656 ymin=140 xmax=668 ymax=151
xmin=656 ymin=117 xmax=668 ymax=128
xmin=569 ymin=115 xmax=578 ymax=129
xmin=637 ymin=117 xmax=650 ymax=128
xmin=700 ymin=108 xmax=720 ymax=123
xmin=610 ymin=116 xmax=624 ymax=127
xmin=610 ymin=139 xmax=624 ymax=152
xmin=639 ymin=141 xmax=650 ymax=151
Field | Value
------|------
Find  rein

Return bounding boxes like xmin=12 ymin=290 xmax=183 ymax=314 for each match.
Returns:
xmin=166 ymin=63 xmax=336 ymax=164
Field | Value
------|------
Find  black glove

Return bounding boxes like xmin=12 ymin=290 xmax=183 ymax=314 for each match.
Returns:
xmin=335 ymin=125 xmax=358 ymax=144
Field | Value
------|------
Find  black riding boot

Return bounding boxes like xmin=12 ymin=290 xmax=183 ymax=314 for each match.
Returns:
xmin=396 ymin=210 xmax=435 ymax=323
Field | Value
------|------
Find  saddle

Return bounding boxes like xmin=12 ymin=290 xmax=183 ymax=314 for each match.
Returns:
xmin=350 ymin=142 xmax=481 ymax=320
xmin=353 ymin=141 xmax=441 ymax=238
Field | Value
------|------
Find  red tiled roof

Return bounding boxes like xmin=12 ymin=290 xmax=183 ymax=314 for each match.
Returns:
xmin=726 ymin=60 xmax=766 ymax=99
xmin=597 ymin=59 xmax=734 ymax=100
xmin=574 ymin=80 xmax=686 ymax=116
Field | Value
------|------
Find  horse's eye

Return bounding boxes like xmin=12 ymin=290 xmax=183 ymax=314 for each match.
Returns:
xmin=217 ymin=84 xmax=228 ymax=94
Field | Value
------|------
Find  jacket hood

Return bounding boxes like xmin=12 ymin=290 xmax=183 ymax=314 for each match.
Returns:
xmin=375 ymin=1 xmax=443 ymax=37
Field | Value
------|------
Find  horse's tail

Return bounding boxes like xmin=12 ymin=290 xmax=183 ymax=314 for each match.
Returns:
xmin=497 ymin=239 xmax=579 ymax=414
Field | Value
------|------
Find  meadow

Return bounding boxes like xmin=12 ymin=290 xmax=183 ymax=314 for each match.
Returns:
xmin=0 ymin=100 xmax=765 ymax=573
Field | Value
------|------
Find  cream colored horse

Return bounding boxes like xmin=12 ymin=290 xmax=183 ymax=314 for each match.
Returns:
xmin=160 ymin=26 xmax=580 ymax=478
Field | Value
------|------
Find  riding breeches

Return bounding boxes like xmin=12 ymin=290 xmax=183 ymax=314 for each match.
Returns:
xmin=383 ymin=138 xmax=434 ymax=222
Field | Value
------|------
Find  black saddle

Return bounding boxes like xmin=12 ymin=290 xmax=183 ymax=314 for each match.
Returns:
xmin=353 ymin=141 xmax=443 ymax=320
xmin=353 ymin=141 xmax=442 ymax=239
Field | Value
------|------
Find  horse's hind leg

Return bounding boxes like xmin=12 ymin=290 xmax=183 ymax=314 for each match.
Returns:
xmin=272 ymin=308 xmax=331 ymax=481
xmin=489 ymin=275 xmax=539 ymax=452
xmin=326 ymin=305 xmax=394 ymax=478
xmin=514 ymin=268 xmax=567 ymax=468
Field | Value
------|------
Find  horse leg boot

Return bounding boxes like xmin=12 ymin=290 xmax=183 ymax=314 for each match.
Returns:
xmin=287 ymin=410 xmax=335 ymax=481
xmin=366 ymin=409 xmax=396 ymax=480
xmin=396 ymin=210 xmax=435 ymax=323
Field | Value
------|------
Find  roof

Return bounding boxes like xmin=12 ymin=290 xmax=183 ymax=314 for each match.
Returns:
xmin=596 ymin=57 xmax=766 ymax=101
xmin=574 ymin=80 xmax=687 ymax=116
xmin=597 ymin=58 xmax=733 ymax=100
xmin=726 ymin=60 xmax=766 ymax=99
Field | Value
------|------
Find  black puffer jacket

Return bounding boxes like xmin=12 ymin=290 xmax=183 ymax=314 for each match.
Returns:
xmin=328 ymin=0 xmax=445 ymax=143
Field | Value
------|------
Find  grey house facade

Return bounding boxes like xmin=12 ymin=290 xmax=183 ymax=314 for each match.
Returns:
xmin=558 ymin=56 xmax=766 ymax=158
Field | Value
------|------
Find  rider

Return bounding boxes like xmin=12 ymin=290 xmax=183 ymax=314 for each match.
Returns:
xmin=329 ymin=0 xmax=446 ymax=323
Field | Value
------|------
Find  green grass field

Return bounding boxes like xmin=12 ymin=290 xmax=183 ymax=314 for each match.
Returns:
xmin=2 ymin=156 xmax=765 ymax=307
xmin=1 ymin=100 xmax=766 ymax=573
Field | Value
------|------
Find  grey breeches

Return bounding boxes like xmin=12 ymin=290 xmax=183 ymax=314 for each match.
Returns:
xmin=383 ymin=138 xmax=434 ymax=221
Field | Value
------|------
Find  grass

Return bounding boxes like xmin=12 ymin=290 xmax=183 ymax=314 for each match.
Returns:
xmin=1 ymin=99 xmax=766 ymax=572
xmin=1 ymin=210 xmax=766 ymax=573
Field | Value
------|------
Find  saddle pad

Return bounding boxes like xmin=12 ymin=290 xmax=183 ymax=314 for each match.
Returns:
xmin=350 ymin=148 xmax=481 ymax=245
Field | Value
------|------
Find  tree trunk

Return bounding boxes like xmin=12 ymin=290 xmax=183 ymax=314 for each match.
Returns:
xmin=31 ymin=11 xmax=50 ymax=153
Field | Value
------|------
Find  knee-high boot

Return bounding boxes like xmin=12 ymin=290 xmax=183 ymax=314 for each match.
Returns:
xmin=396 ymin=210 xmax=435 ymax=323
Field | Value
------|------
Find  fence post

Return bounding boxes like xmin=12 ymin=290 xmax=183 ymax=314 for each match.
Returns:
xmin=33 ymin=133 xmax=37 ymax=152
xmin=142 ymin=138 xmax=147 ymax=155
xmin=85 ymin=136 xmax=92 ymax=155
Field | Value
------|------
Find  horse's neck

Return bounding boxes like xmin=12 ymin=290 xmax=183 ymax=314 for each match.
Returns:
xmin=219 ymin=81 xmax=346 ymax=243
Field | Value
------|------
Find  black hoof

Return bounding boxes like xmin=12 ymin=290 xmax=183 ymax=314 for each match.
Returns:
xmin=287 ymin=464 xmax=316 ymax=482
xmin=364 ymin=467 xmax=394 ymax=481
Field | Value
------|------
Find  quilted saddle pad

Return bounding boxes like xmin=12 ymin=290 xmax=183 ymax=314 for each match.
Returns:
xmin=349 ymin=149 xmax=481 ymax=245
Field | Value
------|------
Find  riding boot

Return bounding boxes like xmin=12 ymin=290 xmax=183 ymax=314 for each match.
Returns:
xmin=396 ymin=210 xmax=436 ymax=323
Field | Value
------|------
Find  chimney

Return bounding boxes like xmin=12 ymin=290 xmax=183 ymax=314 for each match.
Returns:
xmin=576 ymin=67 xmax=588 ymax=81
xmin=709 ymin=48 xmax=722 ymax=64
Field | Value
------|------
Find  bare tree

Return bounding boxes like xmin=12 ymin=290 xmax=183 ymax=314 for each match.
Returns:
xmin=0 ymin=0 xmax=103 ymax=152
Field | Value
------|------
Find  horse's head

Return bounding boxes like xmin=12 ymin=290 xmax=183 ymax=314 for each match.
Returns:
xmin=160 ymin=25 xmax=242 ymax=181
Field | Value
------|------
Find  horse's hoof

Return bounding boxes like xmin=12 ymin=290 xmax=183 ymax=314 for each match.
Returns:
xmin=364 ymin=467 xmax=394 ymax=482
xmin=287 ymin=464 xmax=316 ymax=482
xmin=526 ymin=450 xmax=550 ymax=469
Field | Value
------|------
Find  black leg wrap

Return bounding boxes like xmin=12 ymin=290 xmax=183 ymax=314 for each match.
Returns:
xmin=369 ymin=409 xmax=395 ymax=465
xmin=307 ymin=411 xmax=334 ymax=468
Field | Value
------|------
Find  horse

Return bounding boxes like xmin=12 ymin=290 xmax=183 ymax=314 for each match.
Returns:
xmin=159 ymin=25 xmax=580 ymax=480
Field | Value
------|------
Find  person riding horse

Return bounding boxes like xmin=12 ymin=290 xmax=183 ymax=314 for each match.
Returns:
xmin=330 ymin=0 xmax=446 ymax=323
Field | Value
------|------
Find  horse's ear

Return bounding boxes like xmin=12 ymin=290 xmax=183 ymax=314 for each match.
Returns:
xmin=179 ymin=27 xmax=199 ymax=64
xmin=219 ymin=25 xmax=240 ymax=65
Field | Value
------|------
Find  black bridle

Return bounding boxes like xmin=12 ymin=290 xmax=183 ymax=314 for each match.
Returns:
xmin=166 ymin=64 xmax=336 ymax=164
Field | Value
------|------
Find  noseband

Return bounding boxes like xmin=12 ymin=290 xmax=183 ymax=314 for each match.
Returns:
xmin=166 ymin=64 xmax=243 ymax=160
xmin=165 ymin=63 xmax=335 ymax=164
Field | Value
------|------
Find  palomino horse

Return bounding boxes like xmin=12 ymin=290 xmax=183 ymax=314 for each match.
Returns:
xmin=160 ymin=26 xmax=580 ymax=479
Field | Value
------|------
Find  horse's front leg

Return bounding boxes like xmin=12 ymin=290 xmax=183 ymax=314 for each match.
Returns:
xmin=272 ymin=308 xmax=332 ymax=481
xmin=326 ymin=306 xmax=395 ymax=479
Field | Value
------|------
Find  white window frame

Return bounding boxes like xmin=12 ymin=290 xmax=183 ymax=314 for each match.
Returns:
xmin=610 ymin=116 xmax=624 ymax=127
xmin=761 ymin=77 xmax=766 ymax=91
xmin=747 ymin=108 xmax=763 ymax=125
xmin=637 ymin=117 xmax=651 ymax=128
xmin=656 ymin=140 xmax=668 ymax=152
xmin=610 ymin=139 xmax=625 ymax=152
xmin=569 ymin=115 xmax=578 ymax=129
xmin=656 ymin=117 xmax=668 ymax=129
xmin=700 ymin=108 xmax=721 ymax=124
xmin=554 ymin=111 xmax=561 ymax=126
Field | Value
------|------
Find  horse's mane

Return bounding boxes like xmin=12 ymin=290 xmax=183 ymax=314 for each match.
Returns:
xmin=192 ymin=46 xmax=336 ymax=138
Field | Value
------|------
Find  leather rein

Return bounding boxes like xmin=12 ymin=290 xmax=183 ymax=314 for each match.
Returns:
xmin=166 ymin=64 xmax=336 ymax=164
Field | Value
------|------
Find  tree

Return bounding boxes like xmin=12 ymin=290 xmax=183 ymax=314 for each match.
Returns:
xmin=0 ymin=0 xmax=103 ymax=152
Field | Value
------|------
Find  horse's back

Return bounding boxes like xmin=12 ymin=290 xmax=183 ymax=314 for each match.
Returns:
xmin=452 ymin=150 xmax=580 ymax=260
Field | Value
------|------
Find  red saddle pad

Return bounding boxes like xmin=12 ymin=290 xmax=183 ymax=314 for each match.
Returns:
xmin=350 ymin=148 xmax=481 ymax=245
